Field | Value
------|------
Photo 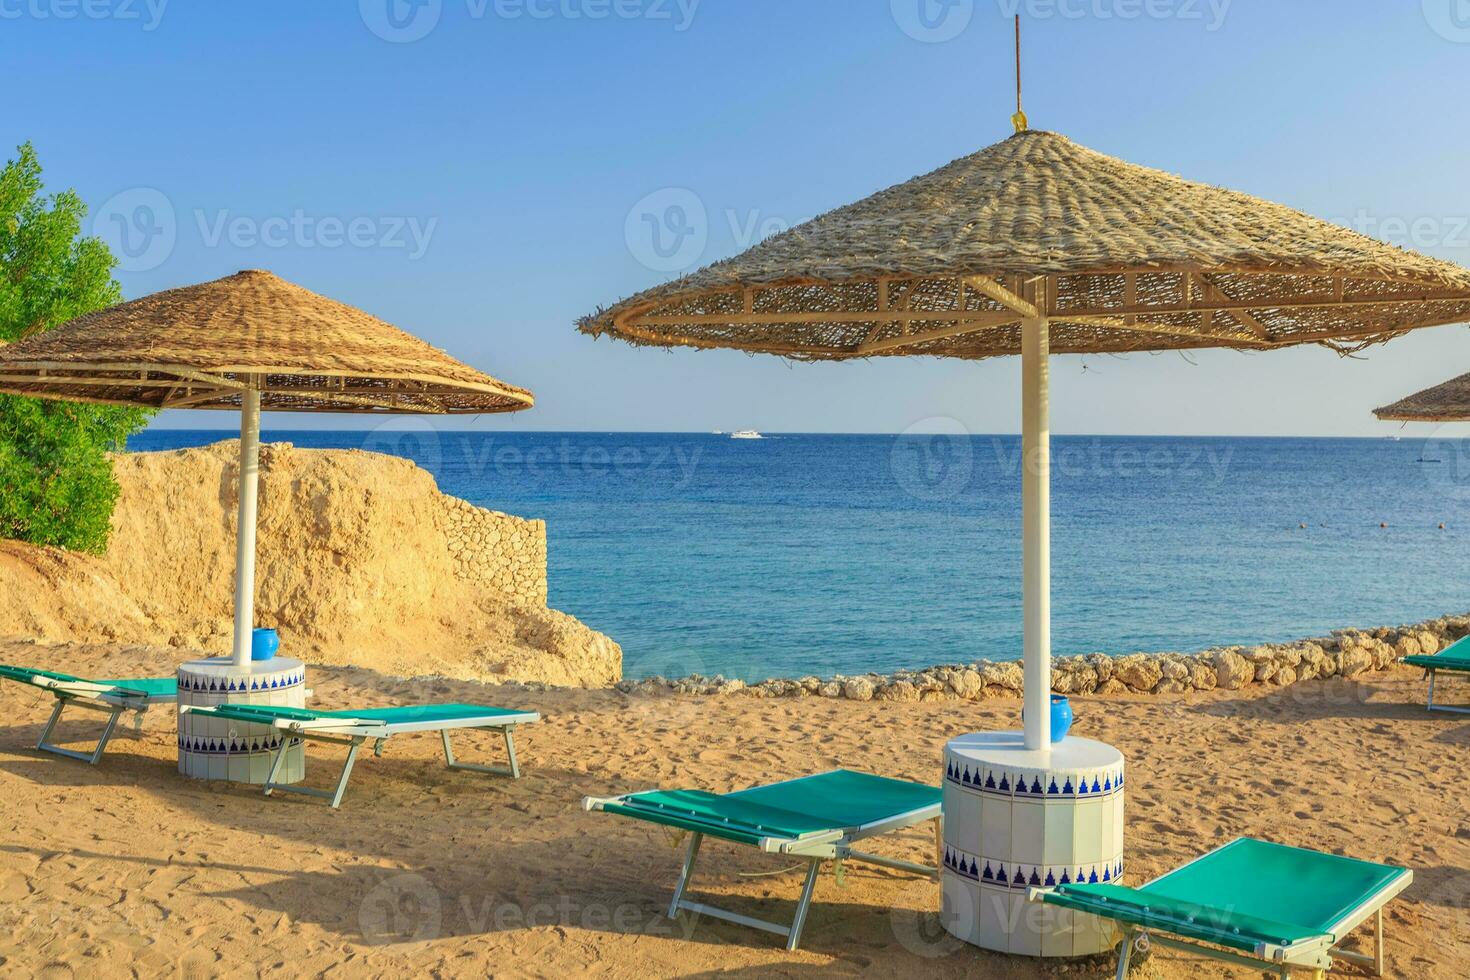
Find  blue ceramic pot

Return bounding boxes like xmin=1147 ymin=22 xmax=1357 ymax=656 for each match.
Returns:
xmin=251 ymin=627 xmax=280 ymax=662
xmin=1049 ymin=695 xmax=1073 ymax=742
xmin=1023 ymin=695 xmax=1073 ymax=743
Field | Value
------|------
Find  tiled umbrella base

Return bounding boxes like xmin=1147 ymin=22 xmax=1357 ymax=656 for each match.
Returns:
xmin=941 ymin=731 xmax=1124 ymax=957
xmin=177 ymin=657 xmax=306 ymax=784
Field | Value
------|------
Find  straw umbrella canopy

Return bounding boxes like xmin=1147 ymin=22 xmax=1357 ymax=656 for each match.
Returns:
xmin=580 ymin=128 xmax=1470 ymax=751
xmin=1375 ymin=372 xmax=1470 ymax=422
xmin=0 ymin=269 xmax=534 ymax=666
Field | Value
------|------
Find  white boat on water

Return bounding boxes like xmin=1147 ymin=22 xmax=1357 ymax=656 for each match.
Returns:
xmin=730 ymin=429 xmax=763 ymax=440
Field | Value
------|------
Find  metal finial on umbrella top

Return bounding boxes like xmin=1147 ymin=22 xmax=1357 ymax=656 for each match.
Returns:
xmin=1011 ymin=15 xmax=1028 ymax=135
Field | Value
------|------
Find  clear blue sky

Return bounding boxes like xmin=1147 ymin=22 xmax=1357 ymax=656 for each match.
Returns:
xmin=6 ymin=1 xmax=1469 ymax=434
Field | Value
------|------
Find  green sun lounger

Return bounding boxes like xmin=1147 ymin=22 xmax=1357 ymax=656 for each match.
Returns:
xmin=584 ymin=769 xmax=942 ymax=951
xmin=0 ymin=664 xmax=177 ymax=764
xmin=1402 ymin=634 xmax=1470 ymax=714
xmin=182 ymin=702 xmax=539 ymax=808
xmin=1030 ymin=837 xmax=1411 ymax=978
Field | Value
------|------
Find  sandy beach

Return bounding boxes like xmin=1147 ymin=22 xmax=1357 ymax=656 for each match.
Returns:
xmin=5 ymin=6 xmax=1470 ymax=980
xmin=0 ymin=638 xmax=1464 ymax=979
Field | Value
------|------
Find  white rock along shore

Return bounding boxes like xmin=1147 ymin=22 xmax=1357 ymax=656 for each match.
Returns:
xmin=616 ymin=612 xmax=1469 ymax=701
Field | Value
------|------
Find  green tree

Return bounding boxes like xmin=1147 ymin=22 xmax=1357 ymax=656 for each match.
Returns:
xmin=0 ymin=143 xmax=152 ymax=553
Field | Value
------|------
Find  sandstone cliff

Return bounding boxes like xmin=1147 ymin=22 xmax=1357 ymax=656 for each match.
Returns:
xmin=0 ymin=441 xmax=621 ymax=687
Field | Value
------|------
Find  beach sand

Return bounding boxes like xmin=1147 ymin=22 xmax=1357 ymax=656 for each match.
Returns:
xmin=0 ymin=639 xmax=1464 ymax=979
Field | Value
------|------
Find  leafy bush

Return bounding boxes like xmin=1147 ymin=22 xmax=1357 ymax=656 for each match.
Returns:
xmin=0 ymin=143 xmax=153 ymax=553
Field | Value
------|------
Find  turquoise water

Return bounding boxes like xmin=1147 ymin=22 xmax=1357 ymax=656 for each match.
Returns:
xmin=132 ymin=430 xmax=1470 ymax=681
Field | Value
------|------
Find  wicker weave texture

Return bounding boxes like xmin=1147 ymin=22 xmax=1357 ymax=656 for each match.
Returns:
xmin=1376 ymin=371 xmax=1470 ymax=422
xmin=579 ymin=131 xmax=1470 ymax=360
xmin=0 ymin=269 xmax=533 ymax=414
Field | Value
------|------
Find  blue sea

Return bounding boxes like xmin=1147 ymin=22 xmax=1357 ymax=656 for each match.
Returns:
xmin=131 ymin=430 xmax=1470 ymax=682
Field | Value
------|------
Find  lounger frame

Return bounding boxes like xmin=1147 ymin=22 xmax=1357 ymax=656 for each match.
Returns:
xmin=1404 ymin=640 xmax=1470 ymax=714
xmin=181 ymin=707 xmax=539 ymax=808
xmin=1104 ymin=911 xmax=1384 ymax=980
xmin=585 ymin=775 xmax=942 ymax=951
xmin=1422 ymin=666 xmax=1470 ymax=714
xmin=22 ymin=678 xmax=173 ymax=764
xmin=266 ymin=719 xmax=530 ymax=809
xmin=1030 ymin=837 xmax=1412 ymax=979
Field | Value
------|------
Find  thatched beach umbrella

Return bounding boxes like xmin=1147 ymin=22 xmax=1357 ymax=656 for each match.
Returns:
xmin=0 ymin=269 xmax=533 ymax=669
xmin=580 ymin=128 xmax=1470 ymax=751
xmin=1375 ymin=372 xmax=1470 ymax=422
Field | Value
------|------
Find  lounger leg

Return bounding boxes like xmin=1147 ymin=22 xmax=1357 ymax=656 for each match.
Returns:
xmin=440 ymin=725 xmax=522 ymax=778
xmin=503 ymin=727 xmax=521 ymax=779
xmin=328 ymin=738 xmax=363 ymax=809
xmin=668 ymin=832 xmax=703 ymax=919
xmin=1114 ymin=928 xmax=1134 ymax=979
xmin=785 ymin=859 xmax=822 ymax=952
xmin=662 ymin=844 xmax=831 ymax=950
xmin=37 ymin=698 xmax=67 ymax=752
xmin=36 ymin=698 xmax=128 ymax=764
xmin=262 ymin=735 xmax=294 ymax=797
xmin=88 ymin=707 xmax=124 ymax=765
xmin=1423 ymin=671 xmax=1470 ymax=714
xmin=1374 ymin=907 xmax=1384 ymax=976
xmin=262 ymin=733 xmax=366 ymax=807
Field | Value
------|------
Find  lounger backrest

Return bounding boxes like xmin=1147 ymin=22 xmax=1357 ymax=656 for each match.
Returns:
xmin=1144 ymin=838 xmax=1407 ymax=936
xmin=1 ymin=665 xmax=175 ymax=700
xmin=313 ymin=704 xmax=530 ymax=724
xmin=205 ymin=702 xmax=530 ymax=727
xmin=0 ymin=664 xmax=87 ymax=686
xmin=1412 ymin=634 xmax=1470 ymax=666
xmin=1045 ymin=881 xmax=1326 ymax=951
xmin=731 ymin=769 xmax=942 ymax=830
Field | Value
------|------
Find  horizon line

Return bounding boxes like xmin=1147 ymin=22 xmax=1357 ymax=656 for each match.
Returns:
xmin=134 ymin=428 xmax=1435 ymax=441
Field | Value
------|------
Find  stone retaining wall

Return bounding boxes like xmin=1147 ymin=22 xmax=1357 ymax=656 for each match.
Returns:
xmin=616 ymin=613 xmax=1470 ymax=701
xmin=435 ymin=497 xmax=547 ymax=606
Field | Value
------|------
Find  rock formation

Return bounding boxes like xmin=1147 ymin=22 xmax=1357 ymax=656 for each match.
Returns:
xmin=0 ymin=441 xmax=620 ymax=687
xmin=618 ymin=615 xmax=1470 ymax=703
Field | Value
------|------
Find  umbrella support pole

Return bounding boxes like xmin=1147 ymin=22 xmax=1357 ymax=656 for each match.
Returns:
xmin=1021 ymin=315 xmax=1051 ymax=752
xmin=230 ymin=389 xmax=262 ymax=668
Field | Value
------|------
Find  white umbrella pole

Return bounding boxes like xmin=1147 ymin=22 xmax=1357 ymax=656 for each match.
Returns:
xmin=1021 ymin=315 xmax=1052 ymax=751
xmin=230 ymin=389 xmax=262 ymax=668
